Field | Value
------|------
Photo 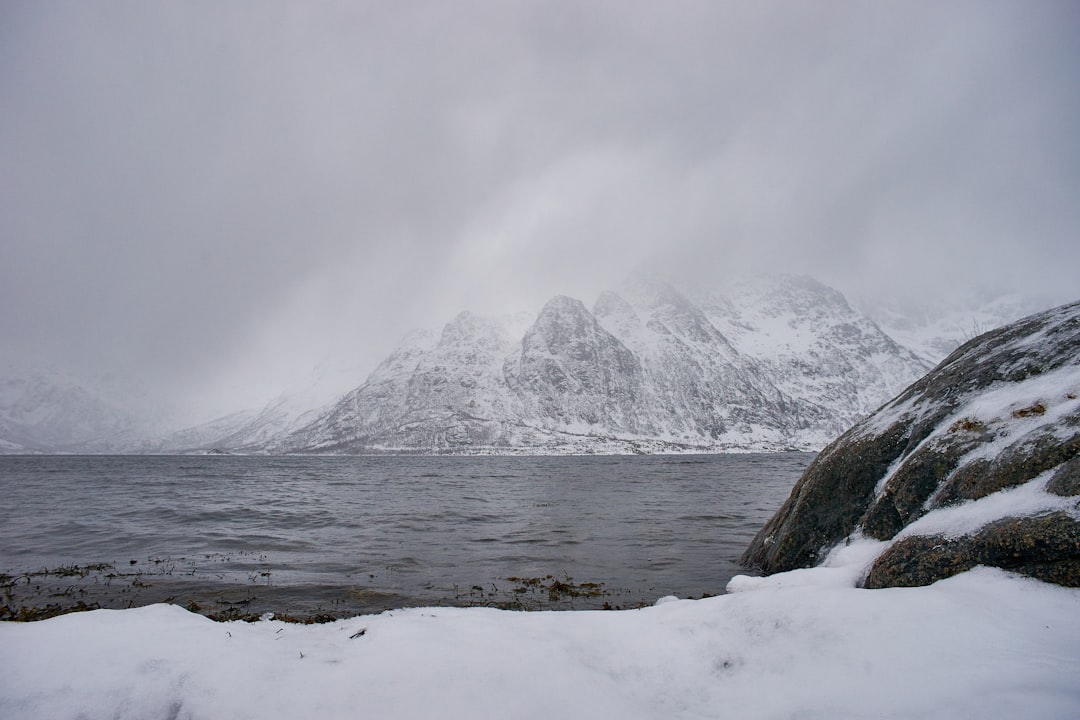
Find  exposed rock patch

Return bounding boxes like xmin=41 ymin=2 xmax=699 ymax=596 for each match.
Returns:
xmin=1049 ymin=456 xmax=1080 ymax=497
xmin=865 ymin=513 xmax=1080 ymax=588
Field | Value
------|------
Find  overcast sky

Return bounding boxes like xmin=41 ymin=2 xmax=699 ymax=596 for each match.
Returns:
xmin=2 ymin=1 xmax=1079 ymax=421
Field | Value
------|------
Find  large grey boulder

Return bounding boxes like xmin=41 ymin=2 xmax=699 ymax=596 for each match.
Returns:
xmin=741 ymin=300 xmax=1080 ymax=587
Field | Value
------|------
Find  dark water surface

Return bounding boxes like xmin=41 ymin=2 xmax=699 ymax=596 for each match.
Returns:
xmin=0 ymin=453 xmax=810 ymax=619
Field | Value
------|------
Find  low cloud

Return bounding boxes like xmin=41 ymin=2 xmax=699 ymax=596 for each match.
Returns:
xmin=2 ymin=0 xmax=1077 ymax=419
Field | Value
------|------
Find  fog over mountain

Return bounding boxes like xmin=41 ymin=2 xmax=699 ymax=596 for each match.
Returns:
xmin=2 ymin=273 xmax=1056 ymax=455
xmin=2 ymin=1 xmax=1078 ymax=425
xmin=233 ymin=274 xmax=934 ymax=455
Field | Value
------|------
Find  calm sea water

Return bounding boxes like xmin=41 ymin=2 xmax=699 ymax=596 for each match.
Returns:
xmin=0 ymin=453 xmax=810 ymax=617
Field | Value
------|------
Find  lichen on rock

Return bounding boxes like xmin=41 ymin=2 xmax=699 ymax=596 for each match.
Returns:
xmin=864 ymin=513 xmax=1080 ymax=588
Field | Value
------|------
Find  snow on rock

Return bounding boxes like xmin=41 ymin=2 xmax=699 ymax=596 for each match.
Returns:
xmin=742 ymin=299 xmax=1080 ymax=587
xmin=2 ymin=565 xmax=1078 ymax=719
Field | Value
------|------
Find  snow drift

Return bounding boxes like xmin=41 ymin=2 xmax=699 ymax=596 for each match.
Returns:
xmin=2 ymin=565 xmax=1078 ymax=720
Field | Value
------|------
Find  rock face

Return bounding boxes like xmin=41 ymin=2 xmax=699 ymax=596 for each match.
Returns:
xmin=863 ymin=511 xmax=1080 ymax=588
xmin=742 ymin=300 xmax=1080 ymax=588
xmin=505 ymin=296 xmax=648 ymax=433
xmin=263 ymin=274 xmax=931 ymax=454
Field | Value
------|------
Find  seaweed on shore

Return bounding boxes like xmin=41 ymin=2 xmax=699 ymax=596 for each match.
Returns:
xmin=2 ymin=562 xmax=662 ymax=622
xmin=491 ymin=574 xmax=610 ymax=610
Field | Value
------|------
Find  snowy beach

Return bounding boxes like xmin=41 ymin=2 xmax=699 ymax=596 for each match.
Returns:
xmin=4 ymin=548 xmax=1079 ymax=720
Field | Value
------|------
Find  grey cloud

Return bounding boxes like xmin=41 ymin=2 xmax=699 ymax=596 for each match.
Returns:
xmin=1 ymin=0 xmax=1078 ymax=419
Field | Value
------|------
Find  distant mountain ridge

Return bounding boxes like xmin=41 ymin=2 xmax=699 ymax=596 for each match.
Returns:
xmin=0 ymin=274 xmax=1050 ymax=455
xmin=0 ymin=365 xmax=145 ymax=453
xmin=248 ymin=274 xmax=933 ymax=454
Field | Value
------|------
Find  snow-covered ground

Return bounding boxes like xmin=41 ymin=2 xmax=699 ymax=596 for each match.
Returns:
xmin=4 ymin=551 xmax=1078 ymax=719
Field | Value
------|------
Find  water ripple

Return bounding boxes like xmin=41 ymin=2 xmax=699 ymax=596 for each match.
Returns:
xmin=0 ymin=453 xmax=812 ymax=607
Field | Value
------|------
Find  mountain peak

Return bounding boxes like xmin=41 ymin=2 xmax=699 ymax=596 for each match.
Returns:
xmin=439 ymin=311 xmax=509 ymax=349
xmin=5 ymin=274 xmax=1047 ymax=456
xmin=249 ymin=274 xmax=937 ymax=454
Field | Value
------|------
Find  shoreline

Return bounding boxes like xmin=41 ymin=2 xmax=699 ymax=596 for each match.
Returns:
xmin=1 ymin=562 xmax=696 ymax=623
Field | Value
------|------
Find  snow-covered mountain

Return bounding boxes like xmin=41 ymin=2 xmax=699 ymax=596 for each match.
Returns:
xmin=691 ymin=275 xmax=935 ymax=433
xmin=0 ymin=364 xmax=146 ymax=453
xmin=260 ymin=274 xmax=933 ymax=454
xmin=140 ymin=358 xmax=376 ymax=453
xmin=4 ymin=274 xmax=1055 ymax=455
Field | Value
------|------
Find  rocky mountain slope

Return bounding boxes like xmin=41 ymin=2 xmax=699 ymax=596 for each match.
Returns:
xmin=263 ymin=274 xmax=931 ymax=454
xmin=741 ymin=299 xmax=1080 ymax=587
xmin=4 ymin=274 xmax=1051 ymax=456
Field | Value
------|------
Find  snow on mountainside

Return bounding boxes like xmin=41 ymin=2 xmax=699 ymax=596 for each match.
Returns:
xmin=693 ymin=275 xmax=929 ymax=431
xmin=142 ymin=357 xmax=379 ymax=453
xmin=0 ymin=364 xmax=145 ymax=453
xmin=262 ymin=274 xmax=934 ymax=454
xmin=139 ymin=409 xmax=259 ymax=454
xmin=859 ymin=292 xmax=1052 ymax=368
xmin=2 ymin=276 xmax=1052 ymax=455
xmin=275 ymin=314 xmax=534 ymax=453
